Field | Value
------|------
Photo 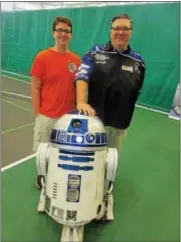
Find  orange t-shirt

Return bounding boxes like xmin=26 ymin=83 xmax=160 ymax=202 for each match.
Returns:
xmin=30 ymin=48 xmax=81 ymax=118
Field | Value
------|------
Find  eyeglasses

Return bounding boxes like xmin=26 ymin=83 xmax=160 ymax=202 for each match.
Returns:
xmin=54 ymin=28 xmax=71 ymax=34
xmin=111 ymin=26 xmax=132 ymax=32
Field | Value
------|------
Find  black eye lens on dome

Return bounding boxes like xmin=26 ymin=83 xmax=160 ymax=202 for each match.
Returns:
xmin=71 ymin=120 xmax=82 ymax=128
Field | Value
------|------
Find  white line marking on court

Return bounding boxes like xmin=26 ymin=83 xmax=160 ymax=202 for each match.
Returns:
xmin=1 ymin=74 xmax=30 ymax=84
xmin=1 ymin=69 xmax=30 ymax=79
xmin=1 ymin=91 xmax=31 ymax=101
xmin=2 ymin=98 xmax=32 ymax=113
xmin=136 ymin=104 xmax=168 ymax=115
xmin=1 ymin=153 xmax=37 ymax=172
xmin=1 ymin=122 xmax=34 ymax=135
xmin=168 ymin=115 xmax=180 ymax=121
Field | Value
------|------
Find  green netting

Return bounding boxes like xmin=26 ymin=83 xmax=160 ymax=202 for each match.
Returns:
xmin=1 ymin=2 xmax=180 ymax=112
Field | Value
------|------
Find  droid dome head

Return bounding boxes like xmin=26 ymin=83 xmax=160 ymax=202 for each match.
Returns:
xmin=50 ymin=109 xmax=108 ymax=151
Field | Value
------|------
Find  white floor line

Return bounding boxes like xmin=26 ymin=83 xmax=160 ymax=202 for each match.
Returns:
xmin=136 ymin=104 xmax=168 ymax=115
xmin=1 ymin=153 xmax=37 ymax=172
xmin=1 ymin=69 xmax=30 ymax=79
xmin=1 ymin=74 xmax=30 ymax=84
xmin=1 ymin=91 xmax=32 ymax=101
xmin=168 ymin=115 xmax=180 ymax=121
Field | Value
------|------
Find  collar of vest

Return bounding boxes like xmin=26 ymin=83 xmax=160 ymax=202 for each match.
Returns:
xmin=104 ymin=41 xmax=132 ymax=54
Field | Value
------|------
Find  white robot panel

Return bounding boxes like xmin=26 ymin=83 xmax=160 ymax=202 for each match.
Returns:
xmin=44 ymin=110 xmax=108 ymax=226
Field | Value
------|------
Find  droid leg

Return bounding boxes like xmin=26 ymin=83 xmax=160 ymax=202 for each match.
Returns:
xmin=104 ymin=148 xmax=118 ymax=221
xmin=61 ymin=225 xmax=84 ymax=242
xmin=104 ymin=182 xmax=114 ymax=220
xmin=95 ymin=148 xmax=118 ymax=222
xmin=36 ymin=142 xmax=50 ymax=212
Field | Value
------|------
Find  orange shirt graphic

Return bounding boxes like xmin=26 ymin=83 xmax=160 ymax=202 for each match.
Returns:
xmin=30 ymin=48 xmax=81 ymax=118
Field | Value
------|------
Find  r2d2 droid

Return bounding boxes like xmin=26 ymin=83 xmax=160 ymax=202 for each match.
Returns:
xmin=36 ymin=110 xmax=118 ymax=242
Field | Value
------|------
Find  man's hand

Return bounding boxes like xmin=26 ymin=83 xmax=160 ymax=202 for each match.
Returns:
xmin=77 ymin=102 xmax=96 ymax=116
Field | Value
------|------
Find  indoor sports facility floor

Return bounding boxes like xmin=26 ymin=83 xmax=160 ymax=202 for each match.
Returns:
xmin=1 ymin=75 xmax=34 ymax=167
xmin=1 ymin=75 xmax=180 ymax=242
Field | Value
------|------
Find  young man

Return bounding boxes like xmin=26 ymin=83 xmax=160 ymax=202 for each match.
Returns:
xmin=30 ymin=16 xmax=81 ymax=188
xmin=75 ymin=14 xmax=146 ymax=160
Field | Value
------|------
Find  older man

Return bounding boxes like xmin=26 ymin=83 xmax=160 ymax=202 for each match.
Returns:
xmin=74 ymin=14 xmax=146 ymax=161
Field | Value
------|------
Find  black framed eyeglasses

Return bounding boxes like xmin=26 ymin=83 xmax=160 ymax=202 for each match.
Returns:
xmin=111 ymin=26 xmax=132 ymax=32
xmin=54 ymin=28 xmax=71 ymax=34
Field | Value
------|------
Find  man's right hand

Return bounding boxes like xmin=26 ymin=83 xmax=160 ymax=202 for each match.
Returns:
xmin=77 ymin=102 xmax=96 ymax=116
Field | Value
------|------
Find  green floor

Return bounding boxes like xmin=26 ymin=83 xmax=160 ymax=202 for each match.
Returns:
xmin=2 ymin=108 xmax=180 ymax=242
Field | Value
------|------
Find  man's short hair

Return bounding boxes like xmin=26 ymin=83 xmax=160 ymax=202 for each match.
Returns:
xmin=53 ymin=16 xmax=72 ymax=33
xmin=111 ymin=14 xmax=133 ymax=29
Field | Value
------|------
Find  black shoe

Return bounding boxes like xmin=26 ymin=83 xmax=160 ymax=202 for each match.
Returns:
xmin=36 ymin=175 xmax=44 ymax=189
xmin=93 ymin=214 xmax=112 ymax=224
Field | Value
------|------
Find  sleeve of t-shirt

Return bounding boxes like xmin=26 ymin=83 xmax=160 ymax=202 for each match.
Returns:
xmin=30 ymin=54 xmax=44 ymax=81
xmin=77 ymin=57 xmax=81 ymax=69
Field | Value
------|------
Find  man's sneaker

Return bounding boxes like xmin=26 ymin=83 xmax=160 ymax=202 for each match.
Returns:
xmin=36 ymin=175 xmax=44 ymax=189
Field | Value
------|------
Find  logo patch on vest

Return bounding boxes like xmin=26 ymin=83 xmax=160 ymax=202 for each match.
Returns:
xmin=95 ymin=53 xmax=108 ymax=61
xmin=134 ymin=62 xmax=140 ymax=74
xmin=122 ymin=65 xmax=133 ymax=73
xmin=68 ymin=62 xmax=77 ymax=73
xmin=94 ymin=53 xmax=109 ymax=64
